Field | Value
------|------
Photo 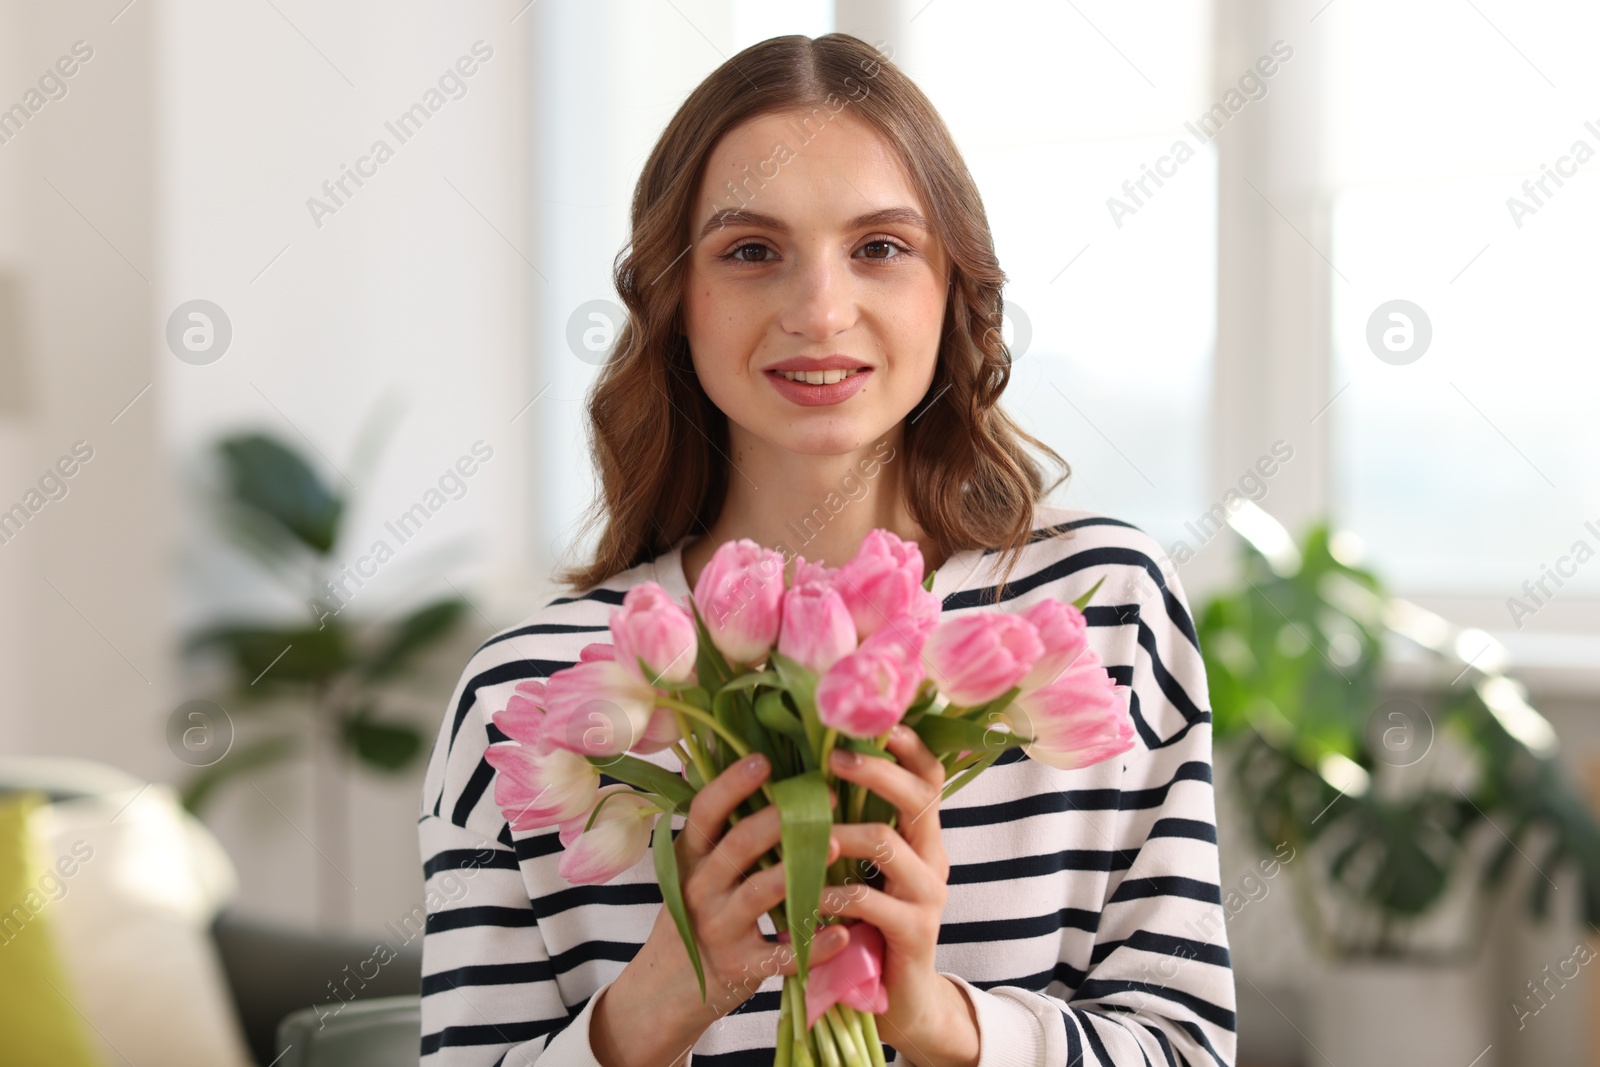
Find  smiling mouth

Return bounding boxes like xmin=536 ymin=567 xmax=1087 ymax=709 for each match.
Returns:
xmin=768 ymin=367 xmax=869 ymax=384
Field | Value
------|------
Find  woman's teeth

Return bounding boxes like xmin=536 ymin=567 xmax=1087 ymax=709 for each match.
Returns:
xmin=773 ymin=368 xmax=864 ymax=385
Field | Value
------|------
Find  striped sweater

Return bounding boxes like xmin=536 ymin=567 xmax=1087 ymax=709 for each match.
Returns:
xmin=418 ymin=506 xmax=1237 ymax=1066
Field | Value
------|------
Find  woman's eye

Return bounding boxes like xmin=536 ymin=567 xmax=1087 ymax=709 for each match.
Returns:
xmin=725 ymin=242 xmax=775 ymax=263
xmin=857 ymin=238 xmax=907 ymax=260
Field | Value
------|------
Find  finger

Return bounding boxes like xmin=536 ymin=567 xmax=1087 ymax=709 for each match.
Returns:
xmin=696 ymin=804 xmax=783 ymax=892
xmin=818 ymin=882 xmax=924 ymax=949
xmin=679 ymin=752 xmax=770 ymax=861
xmin=828 ymin=822 xmax=940 ymax=904
xmin=882 ymin=723 xmax=950 ymax=846
xmin=829 ymin=740 xmax=944 ymax=856
xmin=774 ymin=923 xmax=851 ymax=977
xmin=713 ymin=835 xmax=843 ymax=939
xmin=699 ymin=780 xmax=839 ymax=886
xmin=884 ymin=723 xmax=944 ymax=787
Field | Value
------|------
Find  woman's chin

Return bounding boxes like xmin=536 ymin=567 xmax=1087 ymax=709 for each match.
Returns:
xmin=764 ymin=420 xmax=893 ymax=458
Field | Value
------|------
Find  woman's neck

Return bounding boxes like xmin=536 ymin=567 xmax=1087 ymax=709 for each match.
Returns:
xmin=679 ymin=428 xmax=945 ymax=590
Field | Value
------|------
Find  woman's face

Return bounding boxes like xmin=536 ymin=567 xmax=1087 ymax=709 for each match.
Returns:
xmin=681 ymin=107 xmax=951 ymax=457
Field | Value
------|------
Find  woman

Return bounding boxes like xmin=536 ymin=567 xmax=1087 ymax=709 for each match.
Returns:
xmin=420 ymin=33 xmax=1235 ymax=1067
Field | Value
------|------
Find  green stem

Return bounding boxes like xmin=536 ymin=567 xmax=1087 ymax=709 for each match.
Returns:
xmin=818 ymin=726 xmax=840 ymax=784
xmin=940 ymin=748 xmax=1002 ymax=802
xmin=670 ymin=710 xmax=718 ymax=786
xmin=775 ymin=978 xmax=794 ymax=1067
xmin=814 ymin=1008 xmax=844 ymax=1067
xmin=658 ymin=696 xmax=752 ymax=759
xmin=665 ymin=701 xmax=778 ymax=806
xmin=795 ymin=980 xmax=818 ymax=1067
xmin=847 ymin=732 xmax=891 ymax=825
xmin=860 ymin=1012 xmax=888 ymax=1067
xmin=828 ymin=1005 xmax=868 ymax=1067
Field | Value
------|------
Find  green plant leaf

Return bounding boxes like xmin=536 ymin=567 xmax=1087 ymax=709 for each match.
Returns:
xmin=651 ymin=811 xmax=707 ymax=1001
xmin=769 ymin=650 xmax=822 ymax=753
xmin=582 ymin=786 xmax=638 ymax=833
xmin=217 ymin=433 xmax=344 ymax=554
xmin=721 ymin=671 xmax=781 ymax=694
xmin=363 ymin=598 xmax=467 ymax=679
xmin=911 ymin=712 xmax=1018 ymax=755
xmin=188 ymin=623 xmax=353 ymax=687
xmin=922 ymin=568 xmax=936 ymax=593
xmin=687 ymin=597 xmax=734 ymax=691
xmin=342 ymin=713 xmax=424 ymax=771
xmin=589 ymin=754 xmax=696 ymax=813
xmin=1070 ymin=576 xmax=1105 ymax=612
xmin=757 ymin=688 xmax=808 ymax=744
xmin=773 ymin=771 xmax=832 ymax=984
xmin=180 ymin=734 xmax=300 ymax=813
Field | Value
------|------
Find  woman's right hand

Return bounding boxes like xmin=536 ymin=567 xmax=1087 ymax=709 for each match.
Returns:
xmin=590 ymin=752 xmax=851 ymax=1067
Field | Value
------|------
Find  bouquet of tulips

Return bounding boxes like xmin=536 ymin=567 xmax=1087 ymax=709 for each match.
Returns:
xmin=485 ymin=530 xmax=1134 ymax=1066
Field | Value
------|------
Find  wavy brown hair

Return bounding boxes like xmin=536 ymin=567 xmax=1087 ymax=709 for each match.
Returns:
xmin=555 ymin=32 xmax=1068 ymax=601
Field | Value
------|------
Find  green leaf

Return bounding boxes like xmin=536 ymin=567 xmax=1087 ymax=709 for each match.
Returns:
xmin=769 ymin=650 xmax=822 ymax=753
xmin=839 ymin=736 xmax=898 ymax=759
xmin=342 ymin=713 xmax=424 ymax=771
xmin=922 ymin=568 xmax=936 ymax=593
xmin=1070 ymin=576 xmax=1106 ymax=612
xmin=180 ymin=734 xmax=300 ymax=813
xmin=589 ymin=754 xmax=696 ymax=814
xmin=363 ymin=598 xmax=467 ymax=679
xmin=687 ymin=597 xmax=734 ymax=691
xmin=582 ymin=786 xmax=637 ymax=833
xmin=952 ymin=685 xmax=1023 ymax=723
xmin=773 ymin=771 xmax=833 ymax=984
xmin=652 ymin=812 xmax=707 ymax=1001
xmin=217 ymin=433 xmax=344 ymax=554
xmin=188 ymin=623 xmax=353 ymax=687
xmin=756 ymin=689 xmax=808 ymax=745
xmin=912 ymin=713 xmax=1020 ymax=755
xmin=721 ymin=671 xmax=781 ymax=694
xmin=941 ymin=748 xmax=1002 ymax=802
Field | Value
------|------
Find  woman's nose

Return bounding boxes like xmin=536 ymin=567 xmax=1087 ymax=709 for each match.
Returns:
xmin=777 ymin=254 xmax=857 ymax=342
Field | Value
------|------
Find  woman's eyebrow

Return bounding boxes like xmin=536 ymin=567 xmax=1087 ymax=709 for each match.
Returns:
xmin=695 ymin=206 xmax=930 ymax=243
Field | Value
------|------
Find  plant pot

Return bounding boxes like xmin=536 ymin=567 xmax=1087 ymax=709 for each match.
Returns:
xmin=1305 ymin=956 xmax=1493 ymax=1067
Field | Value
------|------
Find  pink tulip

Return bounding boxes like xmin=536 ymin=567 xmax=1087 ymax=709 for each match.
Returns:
xmin=922 ymin=613 xmax=1045 ymax=706
xmin=542 ymin=659 xmax=672 ymax=756
xmin=555 ymin=785 xmax=661 ymax=884
xmin=485 ymin=679 xmax=602 ymax=831
xmin=692 ymin=539 xmax=786 ymax=666
xmin=777 ymin=579 xmax=857 ymax=674
xmin=485 ymin=736 xmax=600 ymax=831
xmin=1001 ymin=648 xmax=1136 ymax=770
xmin=778 ymin=921 xmax=889 ymax=1028
xmin=610 ymin=582 xmax=698 ymax=685
xmin=491 ymin=678 xmax=550 ymax=745
xmin=1016 ymin=599 xmax=1091 ymax=693
xmin=816 ymin=626 xmax=924 ymax=738
xmin=832 ymin=530 xmax=928 ymax=640
xmin=579 ymin=642 xmax=615 ymax=663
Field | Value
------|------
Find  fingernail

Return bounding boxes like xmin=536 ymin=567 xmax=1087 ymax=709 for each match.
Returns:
xmin=832 ymin=749 xmax=859 ymax=768
xmin=744 ymin=754 xmax=767 ymax=777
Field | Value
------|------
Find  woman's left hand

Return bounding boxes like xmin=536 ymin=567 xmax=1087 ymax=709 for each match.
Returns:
xmin=824 ymin=723 xmax=981 ymax=1067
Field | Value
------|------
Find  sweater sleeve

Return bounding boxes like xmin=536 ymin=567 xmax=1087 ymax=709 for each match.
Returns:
xmin=934 ymin=540 xmax=1237 ymax=1067
xmin=418 ymin=653 xmax=618 ymax=1066
xmin=418 ymin=811 xmax=619 ymax=1066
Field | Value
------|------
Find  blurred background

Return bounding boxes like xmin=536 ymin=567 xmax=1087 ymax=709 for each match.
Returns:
xmin=1 ymin=0 xmax=1597 ymax=1064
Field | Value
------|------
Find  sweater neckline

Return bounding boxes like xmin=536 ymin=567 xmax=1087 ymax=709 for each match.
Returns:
xmin=649 ymin=534 xmax=991 ymax=607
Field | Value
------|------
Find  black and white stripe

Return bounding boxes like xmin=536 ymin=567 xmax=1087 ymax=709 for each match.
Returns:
xmin=418 ymin=505 xmax=1237 ymax=1065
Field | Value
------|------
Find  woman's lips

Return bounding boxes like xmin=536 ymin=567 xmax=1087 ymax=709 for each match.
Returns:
xmin=765 ymin=368 xmax=872 ymax=407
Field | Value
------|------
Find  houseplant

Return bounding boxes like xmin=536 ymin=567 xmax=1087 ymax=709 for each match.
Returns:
xmin=1197 ymin=504 xmax=1600 ymax=1062
xmin=180 ymin=430 xmax=469 ymax=925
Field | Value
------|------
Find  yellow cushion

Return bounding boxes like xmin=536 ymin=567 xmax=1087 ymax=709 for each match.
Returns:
xmin=0 ymin=790 xmax=104 ymax=1066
